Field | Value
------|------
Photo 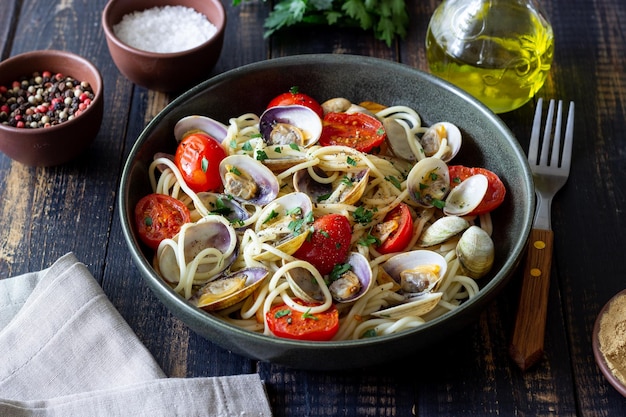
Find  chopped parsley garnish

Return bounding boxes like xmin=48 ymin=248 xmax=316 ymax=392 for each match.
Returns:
xmin=242 ymin=141 xmax=253 ymax=151
xmin=341 ymin=176 xmax=354 ymax=186
xmin=274 ymin=147 xmax=282 ymax=153
xmin=353 ymin=206 xmax=374 ymax=224
xmin=229 ymin=166 xmax=241 ymax=176
xmin=256 ymin=150 xmax=269 ymax=161
xmin=274 ymin=309 xmax=291 ymax=319
xmin=346 ymin=156 xmax=357 ymax=166
xmin=210 ymin=197 xmax=233 ymax=216
xmin=201 ymin=157 xmax=209 ymax=172
xmin=317 ymin=193 xmax=331 ymax=202
xmin=289 ymin=143 xmax=300 ymax=151
xmin=329 ymin=263 xmax=352 ymax=281
xmin=358 ymin=233 xmax=380 ymax=247
xmin=262 ymin=209 xmax=279 ymax=224
xmin=302 ymin=309 xmax=318 ymax=320
xmin=385 ymin=175 xmax=402 ymax=190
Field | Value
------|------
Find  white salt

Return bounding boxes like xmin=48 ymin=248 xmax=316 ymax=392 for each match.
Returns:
xmin=113 ymin=5 xmax=217 ymax=53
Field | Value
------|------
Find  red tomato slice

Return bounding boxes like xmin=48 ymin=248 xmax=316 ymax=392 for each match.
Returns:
xmin=135 ymin=193 xmax=191 ymax=250
xmin=267 ymin=87 xmax=324 ymax=118
xmin=174 ymin=132 xmax=226 ymax=193
xmin=375 ymin=203 xmax=414 ymax=254
xmin=293 ymin=214 xmax=352 ymax=275
xmin=448 ymin=165 xmax=506 ymax=214
xmin=319 ymin=112 xmax=386 ymax=153
xmin=266 ymin=300 xmax=339 ymax=341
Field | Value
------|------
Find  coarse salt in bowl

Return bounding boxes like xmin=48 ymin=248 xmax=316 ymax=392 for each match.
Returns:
xmin=102 ymin=0 xmax=226 ymax=92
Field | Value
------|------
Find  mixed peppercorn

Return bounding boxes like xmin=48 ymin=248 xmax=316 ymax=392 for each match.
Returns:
xmin=0 ymin=71 xmax=95 ymax=129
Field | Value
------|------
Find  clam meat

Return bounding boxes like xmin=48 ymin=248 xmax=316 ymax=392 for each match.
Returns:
xmin=253 ymin=192 xmax=314 ymax=261
xmin=191 ymin=267 xmax=269 ymax=311
xmin=419 ymin=122 xmax=462 ymax=162
xmin=406 ymin=157 xmax=451 ymax=208
xmin=219 ymin=154 xmax=279 ymax=206
xmin=259 ymin=105 xmax=322 ymax=148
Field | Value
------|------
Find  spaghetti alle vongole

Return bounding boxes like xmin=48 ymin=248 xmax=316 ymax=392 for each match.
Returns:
xmin=137 ymin=97 xmax=505 ymax=341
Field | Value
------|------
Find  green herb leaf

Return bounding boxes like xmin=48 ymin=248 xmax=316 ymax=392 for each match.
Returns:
xmin=302 ymin=308 xmax=319 ymax=320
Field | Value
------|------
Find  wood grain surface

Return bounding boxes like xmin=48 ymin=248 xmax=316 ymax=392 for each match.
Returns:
xmin=2 ymin=0 xmax=626 ymax=416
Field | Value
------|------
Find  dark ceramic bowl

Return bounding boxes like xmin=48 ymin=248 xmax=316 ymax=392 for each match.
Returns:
xmin=102 ymin=0 xmax=226 ymax=92
xmin=119 ymin=54 xmax=534 ymax=370
xmin=593 ymin=289 xmax=626 ymax=397
xmin=0 ymin=50 xmax=103 ymax=167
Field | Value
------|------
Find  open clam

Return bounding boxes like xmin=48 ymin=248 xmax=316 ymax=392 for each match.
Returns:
xmin=192 ymin=192 xmax=250 ymax=226
xmin=381 ymin=250 xmax=448 ymax=296
xmin=419 ymin=122 xmax=462 ymax=162
xmin=456 ymin=226 xmax=495 ymax=279
xmin=285 ymin=252 xmax=373 ymax=303
xmin=253 ymin=192 xmax=313 ymax=261
xmin=443 ymin=174 xmax=489 ymax=216
xmin=219 ymin=154 xmax=279 ymax=206
xmin=259 ymin=105 xmax=322 ymax=148
xmin=372 ymin=249 xmax=448 ymax=319
xmin=293 ymin=166 xmax=370 ymax=205
xmin=328 ymin=252 xmax=373 ymax=303
xmin=406 ymin=157 xmax=451 ymax=208
xmin=191 ymin=267 xmax=269 ymax=311
xmin=174 ymin=115 xmax=228 ymax=144
xmin=157 ymin=216 xmax=238 ymax=285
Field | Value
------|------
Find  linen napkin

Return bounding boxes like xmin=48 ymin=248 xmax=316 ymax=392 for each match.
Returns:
xmin=0 ymin=252 xmax=272 ymax=417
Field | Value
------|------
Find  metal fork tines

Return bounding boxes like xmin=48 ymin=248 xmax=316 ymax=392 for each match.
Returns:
xmin=510 ymin=98 xmax=575 ymax=371
xmin=528 ymin=99 xmax=575 ymax=230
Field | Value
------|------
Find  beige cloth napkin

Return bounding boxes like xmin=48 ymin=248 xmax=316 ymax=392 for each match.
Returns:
xmin=0 ymin=253 xmax=272 ymax=416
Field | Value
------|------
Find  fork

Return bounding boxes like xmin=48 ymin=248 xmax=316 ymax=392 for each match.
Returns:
xmin=509 ymin=98 xmax=575 ymax=371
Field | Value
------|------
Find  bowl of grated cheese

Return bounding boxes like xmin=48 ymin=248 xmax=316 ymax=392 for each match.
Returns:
xmin=102 ymin=0 xmax=226 ymax=92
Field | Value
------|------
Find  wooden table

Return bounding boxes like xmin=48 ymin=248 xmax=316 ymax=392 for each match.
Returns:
xmin=2 ymin=0 xmax=626 ymax=415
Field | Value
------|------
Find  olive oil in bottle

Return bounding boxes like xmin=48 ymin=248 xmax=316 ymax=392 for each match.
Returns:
xmin=426 ymin=0 xmax=554 ymax=114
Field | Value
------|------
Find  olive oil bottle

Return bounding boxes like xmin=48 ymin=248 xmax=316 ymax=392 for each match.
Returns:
xmin=426 ymin=0 xmax=554 ymax=114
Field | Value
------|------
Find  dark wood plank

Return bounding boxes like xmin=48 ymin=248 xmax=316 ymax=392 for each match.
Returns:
xmin=3 ymin=0 xmax=626 ymax=415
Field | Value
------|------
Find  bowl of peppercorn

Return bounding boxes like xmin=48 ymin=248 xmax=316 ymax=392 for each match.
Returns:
xmin=0 ymin=50 xmax=103 ymax=167
xmin=101 ymin=0 xmax=226 ymax=92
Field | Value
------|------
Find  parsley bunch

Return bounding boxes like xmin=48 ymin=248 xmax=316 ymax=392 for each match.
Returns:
xmin=233 ymin=0 xmax=409 ymax=46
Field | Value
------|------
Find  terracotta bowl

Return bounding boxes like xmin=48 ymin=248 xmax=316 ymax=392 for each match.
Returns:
xmin=119 ymin=55 xmax=535 ymax=370
xmin=0 ymin=50 xmax=103 ymax=167
xmin=102 ymin=0 xmax=226 ymax=92
xmin=593 ymin=289 xmax=626 ymax=397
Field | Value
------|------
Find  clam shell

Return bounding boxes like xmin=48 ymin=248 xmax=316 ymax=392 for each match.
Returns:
xmin=294 ymin=166 xmax=370 ymax=205
xmin=219 ymin=154 xmax=279 ymax=206
xmin=420 ymin=122 xmax=462 ymax=162
xmin=192 ymin=267 xmax=269 ymax=311
xmin=443 ymin=174 xmax=488 ymax=216
xmin=418 ymin=215 xmax=471 ymax=247
xmin=456 ymin=226 xmax=495 ymax=279
xmin=371 ymin=292 xmax=443 ymax=319
xmin=253 ymin=192 xmax=313 ymax=261
xmin=174 ymin=115 xmax=228 ymax=143
xmin=381 ymin=250 xmax=448 ymax=295
xmin=157 ymin=216 xmax=237 ymax=284
xmin=406 ymin=157 xmax=451 ymax=208
xmin=329 ymin=252 xmax=373 ymax=303
xmin=194 ymin=192 xmax=250 ymax=225
xmin=259 ymin=105 xmax=322 ymax=148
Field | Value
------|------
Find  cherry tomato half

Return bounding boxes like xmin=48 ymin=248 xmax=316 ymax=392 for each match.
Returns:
xmin=375 ymin=203 xmax=414 ymax=254
xmin=267 ymin=87 xmax=324 ymax=118
xmin=319 ymin=112 xmax=386 ymax=153
xmin=448 ymin=165 xmax=506 ymax=215
xmin=135 ymin=193 xmax=191 ymax=250
xmin=266 ymin=300 xmax=339 ymax=341
xmin=293 ymin=214 xmax=352 ymax=276
xmin=174 ymin=132 xmax=227 ymax=193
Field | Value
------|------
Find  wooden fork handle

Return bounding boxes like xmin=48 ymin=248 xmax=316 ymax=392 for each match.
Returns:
xmin=509 ymin=228 xmax=554 ymax=371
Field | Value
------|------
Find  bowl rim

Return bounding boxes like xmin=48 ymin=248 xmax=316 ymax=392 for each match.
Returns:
xmin=101 ymin=0 xmax=226 ymax=58
xmin=593 ymin=288 xmax=626 ymax=397
xmin=0 ymin=49 xmax=103 ymax=135
xmin=119 ymin=54 xmax=534 ymax=353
